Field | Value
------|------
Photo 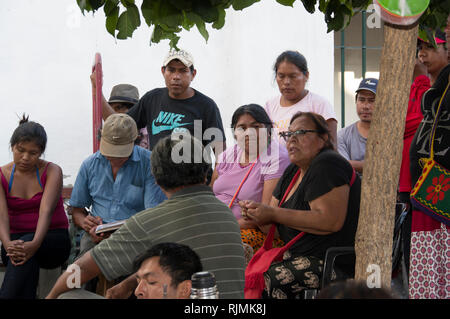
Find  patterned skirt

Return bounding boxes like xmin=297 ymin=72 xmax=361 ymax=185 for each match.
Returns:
xmin=262 ymin=251 xmax=323 ymax=299
xmin=409 ymin=210 xmax=450 ymax=299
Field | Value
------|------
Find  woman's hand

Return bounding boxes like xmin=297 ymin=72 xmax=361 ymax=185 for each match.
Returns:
xmin=7 ymin=241 xmax=40 ymax=266
xmin=5 ymin=240 xmax=25 ymax=264
xmin=240 ymin=200 xmax=275 ymax=226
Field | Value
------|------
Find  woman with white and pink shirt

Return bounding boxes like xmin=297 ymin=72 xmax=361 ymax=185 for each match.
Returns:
xmin=210 ymin=104 xmax=290 ymax=230
xmin=265 ymin=50 xmax=337 ymax=147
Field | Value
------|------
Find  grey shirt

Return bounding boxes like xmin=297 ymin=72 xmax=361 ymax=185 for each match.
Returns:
xmin=91 ymin=184 xmax=245 ymax=299
xmin=337 ymin=122 xmax=367 ymax=162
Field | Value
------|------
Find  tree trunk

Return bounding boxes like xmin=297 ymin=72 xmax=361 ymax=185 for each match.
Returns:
xmin=354 ymin=23 xmax=418 ymax=289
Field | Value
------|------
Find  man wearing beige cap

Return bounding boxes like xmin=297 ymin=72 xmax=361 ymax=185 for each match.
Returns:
xmin=91 ymin=49 xmax=226 ymax=165
xmin=69 ymin=113 xmax=166 ymax=259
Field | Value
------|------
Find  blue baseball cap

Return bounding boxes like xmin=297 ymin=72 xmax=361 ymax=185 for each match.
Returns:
xmin=356 ymin=78 xmax=378 ymax=95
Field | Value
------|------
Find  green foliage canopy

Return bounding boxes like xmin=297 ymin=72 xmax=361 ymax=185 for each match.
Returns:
xmin=76 ymin=0 xmax=450 ymax=48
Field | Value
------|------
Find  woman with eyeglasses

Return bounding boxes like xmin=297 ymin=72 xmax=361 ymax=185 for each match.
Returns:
xmin=264 ymin=51 xmax=337 ymax=147
xmin=210 ymin=104 xmax=290 ymax=252
xmin=241 ymin=112 xmax=361 ymax=299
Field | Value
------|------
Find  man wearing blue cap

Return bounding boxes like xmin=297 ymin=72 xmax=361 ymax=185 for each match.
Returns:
xmin=337 ymin=78 xmax=378 ymax=175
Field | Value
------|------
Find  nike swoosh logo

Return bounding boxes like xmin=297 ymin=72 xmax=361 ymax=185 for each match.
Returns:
xmin=151 ymin=121 xmax=192 ymax=135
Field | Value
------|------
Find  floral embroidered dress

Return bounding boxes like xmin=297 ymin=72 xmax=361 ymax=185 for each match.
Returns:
xmin=409 ymin=65 xmax=450 ymax=299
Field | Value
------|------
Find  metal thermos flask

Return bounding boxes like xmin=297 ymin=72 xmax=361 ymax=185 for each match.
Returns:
xmin=190 ymin=271 xmax=219 ymax=299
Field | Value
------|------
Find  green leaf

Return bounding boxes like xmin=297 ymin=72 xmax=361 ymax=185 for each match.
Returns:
xmin=341 ymin=3 xmax=353 ymax=16
xmin=151 ymin=24 xmax=166 ymax=43
xmin=105 ymin=6 xmax=119 ymax=37
xmin=90 ymin=0 xmax=105 ymax=10
xmin=209 ymin=0 xmax=233 ymax=6
xmin=116 ymin=4 xmax=141 ymax=39
xmin=196 ymin=21 xmax=209 ymax=42
xmin=104 ymin=0 xmax=119 ymax=16
xmin=141 ymin=0 xmax=158 ymax=27
xmin=232 ymin=0 xmax=261 ymax=11
xmin=120 ymin=0 xmax=135 ymax=7
xmin=212 ymin=7 xmax=226 ymax=29
xmin=168 ymin=0 xmax=192 ymax=11
xmin=318 ymin=0 xmax=327 ymax=12
xmin=185 ymin=12 xmax=210 ymax=42
xmin=193 ymin=1 xmax=220 ymax=23
xmin=327 ymin=10 xmax=344 ymax=32
xmin=302 ymin=0 xmax=317 ymax=14
xmin=77 ymin=0 xmax=93 ymax=14
xmin=142 ymin=0 xmax=183 ymax=30
xmin=180 ymin=11 xmax=193 ymax=31
xmin=151 ymin=24 xmax=181 ymax=49
xmin=276 ymin=0 xmax=296 ymax=6
xmin=325 ymin=1 xmax=346 ymax=32
xmin=351 ymin=0 xmax=369 ymax=9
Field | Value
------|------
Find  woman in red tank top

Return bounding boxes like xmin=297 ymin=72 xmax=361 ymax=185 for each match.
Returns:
xmin=0 ymin=116 xmax=70 ymax=299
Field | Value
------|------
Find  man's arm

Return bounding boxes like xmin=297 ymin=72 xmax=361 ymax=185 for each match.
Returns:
xmin=105 ymin=273 xmax=138 ymax=299
xmin=90 ymin=71 xmax=115 ymax=120
xmin=46 ymin=251 xmax=101 ymax=299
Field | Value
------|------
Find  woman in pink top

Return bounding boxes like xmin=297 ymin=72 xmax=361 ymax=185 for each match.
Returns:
xmin=264 ymin=51 xmax=337 ymax=147
xmin=211 ymin=105 xmax=290 ymax=251
xmin=0 ymin=116 xmax=70 ymax=299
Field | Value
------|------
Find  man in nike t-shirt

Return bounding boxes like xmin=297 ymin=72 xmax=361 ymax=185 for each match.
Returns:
xmin=91 ymin=49 xmax=226 ymax=163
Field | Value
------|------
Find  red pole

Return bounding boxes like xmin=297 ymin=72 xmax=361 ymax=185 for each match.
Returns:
xmin=92 ymin=53 xmax=103 ymax=153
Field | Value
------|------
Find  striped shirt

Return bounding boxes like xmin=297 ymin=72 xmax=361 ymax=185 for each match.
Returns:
xmin=91 ymin=184 xmax=245 ymax=299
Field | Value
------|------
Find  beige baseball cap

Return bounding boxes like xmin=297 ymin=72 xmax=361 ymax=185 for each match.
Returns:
xmin=163 ymin=49 xmax=194 ymax=68
xmin=100 ymin=114 xmax=138 ymax=157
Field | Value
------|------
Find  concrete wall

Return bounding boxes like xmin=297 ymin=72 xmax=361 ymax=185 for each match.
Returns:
xmin=0 ymin=1 xmax=334 ymax=186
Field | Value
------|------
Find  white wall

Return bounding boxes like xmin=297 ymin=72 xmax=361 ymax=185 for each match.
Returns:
xmin=0 ymin=0 xmax=334 ymax=186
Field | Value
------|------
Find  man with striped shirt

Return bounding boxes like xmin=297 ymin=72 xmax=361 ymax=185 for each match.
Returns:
xmin=47 ymin=135 xmax=245 ymax=299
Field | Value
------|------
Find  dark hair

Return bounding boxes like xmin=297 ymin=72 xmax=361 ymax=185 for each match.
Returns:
xmin=274 ymin=50 xmax=309 ymax=75
xmin=133 ymin=243 xmax=203 ymax=287
xmin=10 ymin=114 xmax=47 ymax=153
xmin=290 ymin=111 xmax=334 ymax=150
xmin=151 ymin=135 xmax=211 ymax=190
xmin=231 ymin=104 xmax=273 ymax=136
xmin=316 ymin=280 xmax=395 ymax=299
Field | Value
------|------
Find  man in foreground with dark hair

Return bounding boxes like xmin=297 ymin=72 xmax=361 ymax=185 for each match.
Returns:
xmin=46 ymin=135 xmax=245 ymax=299
xmin=133 ymin=242 xmax=202 ymax=299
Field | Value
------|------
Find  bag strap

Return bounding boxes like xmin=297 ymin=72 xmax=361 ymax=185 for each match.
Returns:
xmin=228 ymin=155 xmax=260 ymax=208
xmin=427 ymin=81 xmax=450 ymax=160
xmin=265 ymin=168 xmax=302 ymax=247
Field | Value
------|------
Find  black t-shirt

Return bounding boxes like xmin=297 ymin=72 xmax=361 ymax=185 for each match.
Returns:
xmin=410 ymin=64 xmax=450 ymax=187
xmin=127 ymin=88 xmax=226 ymax=150
xmin=273 ymin=149 xmax=361 ymax=260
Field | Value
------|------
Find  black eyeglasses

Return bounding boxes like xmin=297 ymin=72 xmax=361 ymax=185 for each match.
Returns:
xmin=279 ymin=129 xmax=319 ymax=142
